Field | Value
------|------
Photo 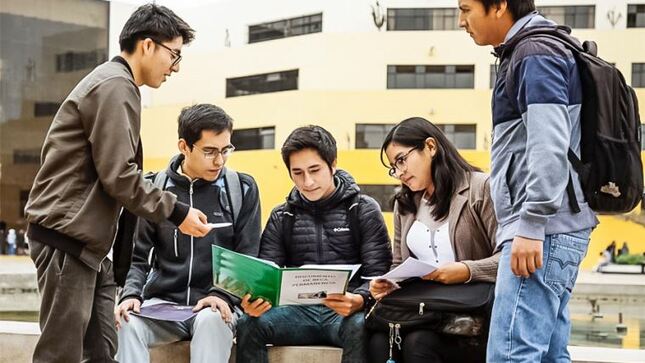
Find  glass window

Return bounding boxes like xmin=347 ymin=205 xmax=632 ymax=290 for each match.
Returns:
xmin=226 ymin=70 xmax=298 ymax=97
xmin=387 ymin=8 xmax=459 ymax=30
xmin=632 ymin=63 xmax=645 ymax=88
xmin=355 ymin=123 xmax=396 ymax=149
xmin=539 ymin=6 xmax=595 ymax=28
xmin=231 ymin=127 xmax=275 ymax=151
xmin=627 ymin=4 xmax=645 ymax=28
xmin=436 ymin=124 xmax=477 ymax=149
xmin=357 ymin=184 xmax=398 ymax=212
xmin=387 ymin=65 xmax=474 ymax=89
xmin=249 ymin=13 xmax=322 ymax=43
xmin=0 ymin=0 xmax=109 ymax=228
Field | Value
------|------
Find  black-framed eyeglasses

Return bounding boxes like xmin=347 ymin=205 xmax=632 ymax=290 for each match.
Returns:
xmin=388 ymin=147 xmax=419 ymax=178
xmin=192 ymin=145 xmax=235 ymax=160
xmin=152 ymin=39 xmax=182 ymax=67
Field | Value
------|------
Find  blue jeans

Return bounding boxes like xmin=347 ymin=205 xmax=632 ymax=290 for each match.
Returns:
xmin=236 ymin=305 xmax=366 ymax=363
xmin=487 ymin=229 xmax=591 ymax=362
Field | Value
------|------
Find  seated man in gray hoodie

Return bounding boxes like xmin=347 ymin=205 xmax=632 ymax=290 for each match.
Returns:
xmin=114 ymin=104 xmax=261 ymax=363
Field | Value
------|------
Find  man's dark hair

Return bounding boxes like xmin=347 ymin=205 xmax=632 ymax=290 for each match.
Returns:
xmin=480 ymin=0 xmax=535 ymax=20
xmin=119 ymin=3 xmax=195 ymax=53
xmin=281 ymin=126 xmax=337 ymax=170
xmin=178 ymin=104 xmax=233 ymax=147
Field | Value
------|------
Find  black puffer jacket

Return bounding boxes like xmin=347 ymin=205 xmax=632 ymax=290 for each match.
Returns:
xmin=120 ymin=154 xmax=261 ymax=307
xmin=259 ymin=170 xmax=392 ymax=303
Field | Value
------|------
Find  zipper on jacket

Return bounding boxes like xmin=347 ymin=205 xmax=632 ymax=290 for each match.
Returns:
xmin=419 ymin=302 xmax=425 ymax=316
xmin=186 ymin=180 xmax=196 ymax=305
xmin=173 ymin=229 xmax=178 ymax=258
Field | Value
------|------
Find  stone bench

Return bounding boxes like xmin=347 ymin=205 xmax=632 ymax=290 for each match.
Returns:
xmin=2 ymin=321 xmax=645 ymax=363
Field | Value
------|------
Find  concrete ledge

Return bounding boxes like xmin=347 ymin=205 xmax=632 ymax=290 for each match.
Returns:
xmin=2 ymin=321 xmax=644 ymax=363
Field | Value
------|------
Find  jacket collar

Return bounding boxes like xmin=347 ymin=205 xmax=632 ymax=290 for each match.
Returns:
xmin=166 ymin=154 xmax=223 ymax=189
xmin=493 ymin=10 xmax=539 ymax=57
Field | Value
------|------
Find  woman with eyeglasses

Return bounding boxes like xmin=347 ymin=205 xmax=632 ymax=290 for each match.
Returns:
xmin=367 ymin=117 xmax=499 ymax=363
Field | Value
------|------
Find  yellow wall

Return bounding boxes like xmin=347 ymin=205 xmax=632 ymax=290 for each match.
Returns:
xmin=140 ymin=26 xmax=645 ymax=271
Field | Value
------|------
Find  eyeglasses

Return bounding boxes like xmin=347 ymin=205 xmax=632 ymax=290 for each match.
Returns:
xmin=192 ymin=145 xmax=235 ymax=160
xmin=152 ymin=39 xmax=182 ymax=67
xmin=388 ymin=147 xmax=419 ymax=178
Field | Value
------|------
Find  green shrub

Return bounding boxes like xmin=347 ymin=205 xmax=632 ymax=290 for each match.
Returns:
xmin=615 ymin=254 xmax=645 ymax=265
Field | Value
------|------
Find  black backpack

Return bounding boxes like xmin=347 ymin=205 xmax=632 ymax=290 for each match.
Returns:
xmin=502 ymin=26 xmax=643 ymax=214
xmin=281 ymin=193 xmax=361 ymax=264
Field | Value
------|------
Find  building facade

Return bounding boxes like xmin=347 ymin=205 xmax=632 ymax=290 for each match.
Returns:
xmin=126 ymin=0 xmax=645 ymax=269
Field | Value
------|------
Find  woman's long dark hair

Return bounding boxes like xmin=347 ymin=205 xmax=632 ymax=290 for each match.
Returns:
xmin=380 ymin=117 xmax=481 ymax=220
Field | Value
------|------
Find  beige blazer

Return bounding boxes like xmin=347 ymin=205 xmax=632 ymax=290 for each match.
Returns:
xmin=392 ymin=172 xmax=499 ymax=282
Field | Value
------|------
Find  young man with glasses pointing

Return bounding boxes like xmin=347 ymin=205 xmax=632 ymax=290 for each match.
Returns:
xmin=115 ymin=104 xmax=261 ymax=363
xmin=24 ymin=4 xmax=211 ymax=362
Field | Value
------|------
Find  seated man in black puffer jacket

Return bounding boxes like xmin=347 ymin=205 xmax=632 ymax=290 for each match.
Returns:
xmin=236 ymin=125 xmax=392 ymax=363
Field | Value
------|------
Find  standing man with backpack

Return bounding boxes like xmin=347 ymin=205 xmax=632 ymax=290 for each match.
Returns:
xmin=235 ymin=125 xmax=392 ymax=363
xmin=114 ymin=104 xmax=261 ymax=363
xmin=23 ymin=4 xmax=211 ymax=362
xmin=458 ymin=0 xmax=601 ymax=361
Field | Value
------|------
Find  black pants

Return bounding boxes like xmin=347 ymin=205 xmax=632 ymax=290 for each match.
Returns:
xmin=368 ymin=329 xmax=487 ymax=363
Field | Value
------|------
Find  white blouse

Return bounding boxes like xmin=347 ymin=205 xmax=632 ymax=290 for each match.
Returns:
xmin=406 ymin=196 xmax=455 ymax=266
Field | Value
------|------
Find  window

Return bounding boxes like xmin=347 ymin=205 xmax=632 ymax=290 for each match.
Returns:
xmin=632 ymin=63 xmax=645 ymax=88
xmin=628 ymin=4 xmax=645 ymax=28
xmin=226 ymin=69 xmax=298 ymax=97
xmin=56 ymin=49 xmax=107 ymax=72
xmin=490 ymin=64 xmax=498 ymax=89
xmin=249 ymin=13 xmax=322 ymax=43
xmin=0 ymin=0 xmax=109 ymax=228
xmin=387 ymin=8 xmax=459 ymax=30
xmin=358 ymin=184 xmax=398 ymax=212
xmin=539 ymin=6 xmax=595 ymax=28
xmin=436 ymin=124 xmax=476 ymax=149
xmin=13 ymin=149 xmax=41 ymax=164
xmin=231 ymin=127 xmax=275 ymax=151
xmin=34 ymin=102 xmax=60 ymax=117
xmin=387 ymin=65 xmax=474 ymax=89
xmin=356 ymin=124 xmax=396 ymax=149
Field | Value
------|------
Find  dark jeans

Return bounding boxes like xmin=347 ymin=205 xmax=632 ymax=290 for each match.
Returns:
xmin=368 ymin=329 xmax=487 ymax=363
xmin=236 ymin=305 xmax=366 ymax=363
xmin=30 ymin=240 xmax=117 ymax=363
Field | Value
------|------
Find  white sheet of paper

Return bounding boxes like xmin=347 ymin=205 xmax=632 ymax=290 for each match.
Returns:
xmin=299 ymin=264 xmax=361 ymax=279
xmin=207 ymin=222 xmax=233 ymax=229
xmin=362 ymin=257 xmax=438 ymax=281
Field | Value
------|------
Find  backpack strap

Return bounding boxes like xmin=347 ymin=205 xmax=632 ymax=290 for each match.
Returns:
xmin=224 ymin=168 xmax=243 ymax=227
xmin=152 ymin=170 xmax=169 ymax=190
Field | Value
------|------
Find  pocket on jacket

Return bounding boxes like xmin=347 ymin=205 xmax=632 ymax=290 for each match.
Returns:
xmin=544 ymin=232 xmax=589 ymax=296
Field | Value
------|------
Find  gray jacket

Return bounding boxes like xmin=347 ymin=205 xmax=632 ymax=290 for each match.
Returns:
xmin=490 ymin=12 xmax=598 ymax=244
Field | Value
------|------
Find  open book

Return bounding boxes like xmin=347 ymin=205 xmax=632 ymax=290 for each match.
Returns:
xmin=212 ymin=245 xmax=360 ymax=306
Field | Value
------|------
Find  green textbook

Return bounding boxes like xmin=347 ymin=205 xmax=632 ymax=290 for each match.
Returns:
xmin=212 ymin=245 xmax=360 ymax=306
